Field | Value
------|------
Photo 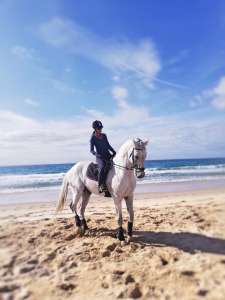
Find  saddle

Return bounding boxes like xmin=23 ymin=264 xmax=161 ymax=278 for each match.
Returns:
xmin=86 ymin=163 xmax=99 ymax=181
xmin=86 ymin=161 xmax=112 ymax=197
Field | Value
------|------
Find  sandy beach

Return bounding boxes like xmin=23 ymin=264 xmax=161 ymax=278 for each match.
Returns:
xmin=0 ymin=187 xmax=225 ymax=300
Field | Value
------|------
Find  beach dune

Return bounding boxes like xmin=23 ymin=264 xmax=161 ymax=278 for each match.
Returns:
xmin=0 ymin=188 xmax=225 ymax=300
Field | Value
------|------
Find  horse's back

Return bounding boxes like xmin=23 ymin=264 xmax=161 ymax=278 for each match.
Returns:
xmin=67 ymin=161 xmax=91 ymax=184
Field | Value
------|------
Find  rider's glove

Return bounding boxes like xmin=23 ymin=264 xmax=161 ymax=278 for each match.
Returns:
xmin=111 ymin=152 xmax=116 ymax=159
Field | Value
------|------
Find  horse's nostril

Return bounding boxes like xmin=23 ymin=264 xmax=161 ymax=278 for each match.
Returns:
xmin=138 ymin=173 xmax=145 ymax=178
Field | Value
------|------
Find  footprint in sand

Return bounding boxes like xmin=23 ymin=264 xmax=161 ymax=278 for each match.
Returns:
xmin=197 ymin=289 xmax=208 ymax=297
xmin=58 ymin=219 xmax=67 ymax=224
xmin=65 ymin=233 xmax=76 ymax=241
xmin=196 ymin=218 xmax=205 ymax=223
xmin=82 ymin=242 xmax=93 ymax=247
xmin=42 ymin=250 xmax=57 ymax=262
xmin=18 ymin=264 xmax=36 ymax=274
xmin=27 ymin=258 xmax=39 ymax=265
xmin=0 ymin=283 xmax=19 ymax=293
xmin=181 ymin=270 xmax=195 ymax=276
xmin=128 ymin=284 xmax=142 ymax=299
xmin=64 ymin=224 xmax=73 ymax=229
xmin=125 ymin=274 xmax=135 ymax=284
xmin=39 ymin=268 xmax=50 ymax=277
xmin=106 ymin=242 xmax=117 ymax=252
xmin=80 ymin=253 xmax=92 ymax=262
xmin=160 ymin=257 xmax=168 ymax=266
xmin=57 ymin=283 xmax=76 ymax=291
xmin=153 ymin=219 xmax=163 ymax=226
xmin=101 ymin=250 xmax=111 ymax=257
xmin=50 ymin=231 xmax=61 ymax=238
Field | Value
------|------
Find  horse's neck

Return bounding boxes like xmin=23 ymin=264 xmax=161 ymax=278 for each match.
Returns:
xmin=114 ymin=145 xmax=133 ymax=174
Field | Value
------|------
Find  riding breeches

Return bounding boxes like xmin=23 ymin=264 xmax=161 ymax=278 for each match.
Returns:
xmin=96 ymin=157 xmax=107 ymax=186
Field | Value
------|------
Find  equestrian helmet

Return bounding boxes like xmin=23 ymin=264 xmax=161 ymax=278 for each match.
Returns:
xmin=92 ymin=120 xmax=103 ymax=129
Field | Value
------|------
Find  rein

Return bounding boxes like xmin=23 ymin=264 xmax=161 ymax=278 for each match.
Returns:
xmin=113 ymin=162 xmax=134 ymax=171
xmin=113 ymin=147 xmax=145 ymax=171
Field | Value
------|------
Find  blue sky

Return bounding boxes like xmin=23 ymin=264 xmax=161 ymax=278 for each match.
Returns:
xmin=0 ymin=0 xmax=225 ymax=165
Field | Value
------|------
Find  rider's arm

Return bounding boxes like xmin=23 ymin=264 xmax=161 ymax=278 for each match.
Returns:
xmin=104 ymin=134 xmax=116 ymax=156
xmin=90 ymin=136 xmax=96 ymax=156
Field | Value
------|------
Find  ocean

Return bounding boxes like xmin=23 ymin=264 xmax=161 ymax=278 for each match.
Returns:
xmin=0 ymin=158 xmax=225 ymax=195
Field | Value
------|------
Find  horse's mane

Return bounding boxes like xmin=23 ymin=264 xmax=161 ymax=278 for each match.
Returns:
xmin=117 ymin=139 xmax=134 ymax=158
xmin=115 ymin=138 xmax=146 ymax=161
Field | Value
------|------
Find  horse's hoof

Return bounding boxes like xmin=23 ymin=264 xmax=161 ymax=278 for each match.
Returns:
xmin=76 ymin=227 xmax=81 ymax=236
xmin=75 ymin=215 xmax=81 ymax=227
xmin=81 ymin=219 xmax=89 ymax=231
xmin=76 ymin=226 xmax=85 ymax=237
xmin=116 ymin=227 xmax=125 ymax=241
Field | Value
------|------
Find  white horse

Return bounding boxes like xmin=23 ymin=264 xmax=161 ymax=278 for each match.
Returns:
xmin=56 ymin=138 xmax=148 ymax=241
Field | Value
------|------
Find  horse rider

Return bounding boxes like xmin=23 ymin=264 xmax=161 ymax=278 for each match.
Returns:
xmin=90 ymin=120 xmax=116 ymax=195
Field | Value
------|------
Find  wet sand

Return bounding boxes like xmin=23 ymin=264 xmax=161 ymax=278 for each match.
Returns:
xmin=0 ymin=188 xmax=225 ymax=299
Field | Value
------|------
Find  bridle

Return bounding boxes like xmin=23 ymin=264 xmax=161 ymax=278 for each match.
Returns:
xmin=113 ymin=147 xmax=145 ymax=172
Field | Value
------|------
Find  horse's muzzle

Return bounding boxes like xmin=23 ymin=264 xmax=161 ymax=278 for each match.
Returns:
xmin=136 ymin=169 xmax=145 ymax=178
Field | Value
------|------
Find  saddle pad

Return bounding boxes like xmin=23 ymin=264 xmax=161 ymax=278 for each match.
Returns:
xmin=86 ymin=163 xmax=99 ymax=181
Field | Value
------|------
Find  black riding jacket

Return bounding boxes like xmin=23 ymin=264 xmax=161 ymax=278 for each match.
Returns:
xmin=90 ymin=132 xmax=116 ymax=160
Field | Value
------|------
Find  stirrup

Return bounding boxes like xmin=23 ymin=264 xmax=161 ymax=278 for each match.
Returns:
xmin=99 ymin=184 xmax=107 ymax=193
xmin=98 ymin=185 xmax=105 ymax=193
xmin=104 ymin=191 xmax=111 ymax=198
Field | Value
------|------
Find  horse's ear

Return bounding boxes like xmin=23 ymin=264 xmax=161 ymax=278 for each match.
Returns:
xmin=143 ymin=139 xmax=149 ymax=146
xmin=133 ymin=138 xmax=141 ymax=145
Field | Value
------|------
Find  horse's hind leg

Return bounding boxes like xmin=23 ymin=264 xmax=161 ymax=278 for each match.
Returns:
xmin=79 ymin=188 xmax=91 ymax=235
xmin=125 ymin=195 xmax=134 ymax=242
xmin=70 ymin=189 xmax=83 ymax=234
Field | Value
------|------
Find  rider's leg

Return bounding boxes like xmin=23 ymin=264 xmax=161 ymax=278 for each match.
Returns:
xmin=96 ymin=157 xmax=105 ymax=192
xmin=102 ymin=161 xmax=111 ymax=196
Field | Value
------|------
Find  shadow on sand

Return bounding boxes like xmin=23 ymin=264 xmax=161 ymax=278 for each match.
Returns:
xmin=132 ymin=231 xmax=225 ymax=255
xmin=87 ymin=227 xmax=225 ymax=255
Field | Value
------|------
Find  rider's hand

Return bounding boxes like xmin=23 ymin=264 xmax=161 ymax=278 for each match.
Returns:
xmin=111 ymin=153 xmax=116 ymax=159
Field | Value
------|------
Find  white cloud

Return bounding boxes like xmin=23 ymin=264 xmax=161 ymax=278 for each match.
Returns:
xmin=38 ymin=17 xmax=161 ymax=86
xmin=112 ymin=86 xmax=128 ymax=101
xmin=167 ymin=49 xmax=189 ymax=66
xmin=112 ymin=75 xmax=120 ymax=82
xmin=0 ymin=102 xmax=225 ymax=165
xmin=211 ymin=77 xmax=225 ymax=110
xmin=25 ymin=98 xmax=39 ymax=107
xmin=190 ymin=95 xmax=203 ymax=108
xmin=11 ymin=45 xmax=35 ymax=60
xmin=193 ymin=76 xmax=225 ymax=110
xmin=46 ymin=78 xmax=78 ymax=94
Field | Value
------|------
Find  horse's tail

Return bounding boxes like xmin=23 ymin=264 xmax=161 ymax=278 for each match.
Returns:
xmin=56 ymin=174 xmax=69 ymax=212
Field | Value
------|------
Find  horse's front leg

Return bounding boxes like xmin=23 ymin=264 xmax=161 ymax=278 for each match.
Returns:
xmin=114 ymin=198 xmax=125 ymax=241
xmin=125 ymin=195 xmax=134 ymax=242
